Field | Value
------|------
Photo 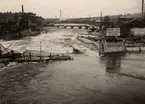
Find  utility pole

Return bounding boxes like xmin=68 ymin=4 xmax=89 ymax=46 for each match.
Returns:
xmin=100 ymin=11 xmax=103 ymax=31
xmin=101 ymin=11 xmax=102 ymax=20
xmin=142 ymin=0 xmax=144 ymax=19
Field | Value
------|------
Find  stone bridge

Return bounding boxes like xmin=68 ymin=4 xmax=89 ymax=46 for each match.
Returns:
xmin=54 ymin=24 xmax=90 ymax=29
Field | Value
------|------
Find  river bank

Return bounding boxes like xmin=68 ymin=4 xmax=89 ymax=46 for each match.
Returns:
xmin=1 ymin=28 xmax=42 ymax=41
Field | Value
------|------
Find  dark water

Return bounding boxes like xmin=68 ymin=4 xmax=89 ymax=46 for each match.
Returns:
xmin=0 ymin=28 xmax=145 ymax=104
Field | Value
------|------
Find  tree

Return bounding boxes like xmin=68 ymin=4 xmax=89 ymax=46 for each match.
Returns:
xmin=103 ymin=16 xmax=111 ymax=28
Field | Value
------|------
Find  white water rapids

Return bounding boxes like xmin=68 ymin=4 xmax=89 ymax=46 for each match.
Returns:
xmin=0 ymin=28 xmax=98 ymax=56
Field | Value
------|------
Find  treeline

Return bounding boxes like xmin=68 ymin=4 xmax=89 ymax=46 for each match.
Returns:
xmin=0 ymin=12 xmax=46 ymax=40
xmin=0 ymin=12 xmax=46 ymax=26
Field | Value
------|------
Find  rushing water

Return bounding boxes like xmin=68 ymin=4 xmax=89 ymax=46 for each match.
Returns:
xmin=0 ymin=27 xmax=145 ymax=104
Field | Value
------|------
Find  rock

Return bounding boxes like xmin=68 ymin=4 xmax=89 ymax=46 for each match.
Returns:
xmin=0 ymin=63 xmax=6 ymax=69
xmin=7 ymin=62 xmax=18 ymax=68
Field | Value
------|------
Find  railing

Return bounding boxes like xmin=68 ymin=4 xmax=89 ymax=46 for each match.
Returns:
xmin=0 ymin=52 xmax=73 ymax=63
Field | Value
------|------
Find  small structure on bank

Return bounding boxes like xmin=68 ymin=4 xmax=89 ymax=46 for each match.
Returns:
xmin=98 ymin=13 xmax=145 ymax=55
xmin=120 ymin=17 xmax=145 ymax=53
xmin=0 ymin=43 xmax=22 ymax=62
xmin=98 ymin=27 xmax=126 ymax=56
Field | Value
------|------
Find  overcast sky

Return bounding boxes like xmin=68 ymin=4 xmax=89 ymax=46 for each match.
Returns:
xmin=0 ymin=0 xmax=142 ymax=18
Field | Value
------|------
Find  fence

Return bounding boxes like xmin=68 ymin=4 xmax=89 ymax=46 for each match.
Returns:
xmin=0 ymin=52 xmax=73 ymax=63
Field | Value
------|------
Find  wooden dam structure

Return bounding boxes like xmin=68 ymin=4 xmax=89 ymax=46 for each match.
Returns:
xmin=0 ymin=51 xmax=73 ymax=63
xmin=0 ymin=43 xmax=73 ymax=63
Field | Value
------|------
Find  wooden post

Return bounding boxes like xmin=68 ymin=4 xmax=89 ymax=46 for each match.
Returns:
xmin=50 ymin=53 xmax=51 ymax=59
xmin=40 ymin=41 xmax=42 ymax=61
xmin=139 ymin=44 xmax=142 ymax=53
xmin=23 ymin=53 xmax=25 ymax=61
xmin=20 ymin=54 xmax=22 ymax=62
xmin=29 ymin=52 xmax=31 ymax=61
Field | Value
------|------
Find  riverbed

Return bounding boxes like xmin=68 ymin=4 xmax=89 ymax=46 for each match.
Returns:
xmin=0 ymin=28 xmax=145 ymax=104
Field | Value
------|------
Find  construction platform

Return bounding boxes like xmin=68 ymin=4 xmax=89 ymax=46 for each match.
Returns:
xmin=0 ymin=43 xmax=73 ymax=63
xmin=0 ymin=52 xmax=73 ymax=63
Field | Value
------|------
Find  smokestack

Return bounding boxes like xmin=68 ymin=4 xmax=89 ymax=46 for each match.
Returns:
xmin=142 ymin=0 xmax=144 ymax=19
xmin=22 ymin=5 xmax=24 ymax=13
xmin=60 ymin=9 xmax=62 ymax=18
xmin=101 ymin=11 xmax=102 ymax=19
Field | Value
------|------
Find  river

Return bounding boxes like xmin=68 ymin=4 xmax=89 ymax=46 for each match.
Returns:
xmin=0 ymin=27 xmax=145 ymax=104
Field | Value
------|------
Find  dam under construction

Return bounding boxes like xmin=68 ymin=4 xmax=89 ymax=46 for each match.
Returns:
xmin=1 ymin=0 xmax=145 ymax=103
xmin=0 ymin=27 xmax=145 ymax=104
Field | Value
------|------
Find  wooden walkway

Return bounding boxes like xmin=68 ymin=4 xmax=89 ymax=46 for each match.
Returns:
xmin=0 ymin=52 xmax=73 ymax=63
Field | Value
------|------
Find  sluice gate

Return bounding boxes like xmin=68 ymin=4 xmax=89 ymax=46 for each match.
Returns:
xmin=98 ymin=42 xmax=126 ymax=55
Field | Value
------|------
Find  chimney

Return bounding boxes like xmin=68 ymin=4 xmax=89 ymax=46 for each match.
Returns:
xmin=142 ymin=0 xmax=144 ymax=19
xmin=22 ymin=5 xmax=24 ymax=13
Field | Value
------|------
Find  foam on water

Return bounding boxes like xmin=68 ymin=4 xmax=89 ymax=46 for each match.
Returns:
xmin=0 ymin=29 xmax=98 ymax=56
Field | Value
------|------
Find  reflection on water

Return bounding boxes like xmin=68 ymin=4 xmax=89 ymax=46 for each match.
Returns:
xmin=100 ymin=54 xmax=123 ymax=73
xmin=0 ymin=63 xmax=42 ymax=104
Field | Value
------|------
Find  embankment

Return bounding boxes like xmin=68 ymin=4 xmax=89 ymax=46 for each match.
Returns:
xmin=2 ymin=29 xmax=41 ymax=41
